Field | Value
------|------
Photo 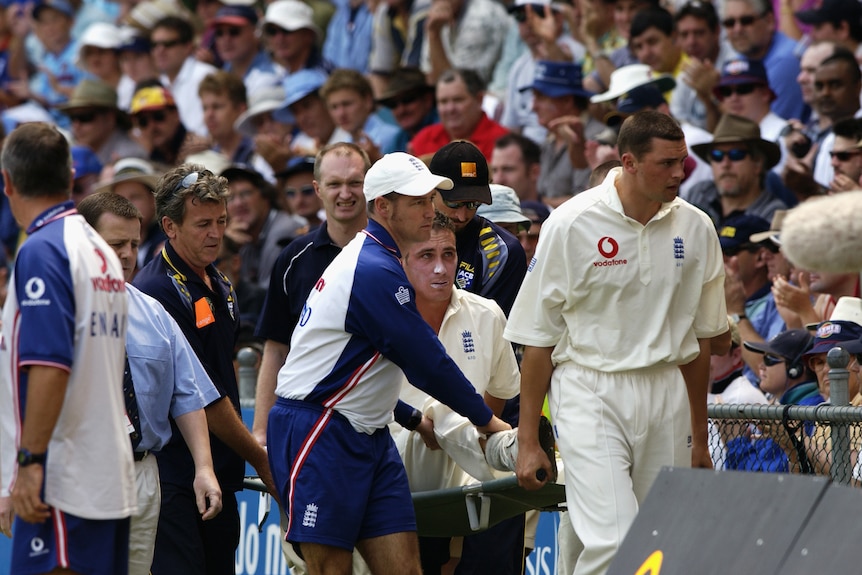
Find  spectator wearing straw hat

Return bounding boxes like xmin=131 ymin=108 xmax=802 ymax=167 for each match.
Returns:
xmin=688 ymin=114 xmax=788 ymax=226
xmin=60 ymin=79 xmax=147 ymax=165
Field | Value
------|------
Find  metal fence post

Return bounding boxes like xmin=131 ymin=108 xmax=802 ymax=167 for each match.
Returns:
xmin=237 ymin=346 xmax=259 ymax=408
xmin=828 ymin=347 xmax=851 ymax=484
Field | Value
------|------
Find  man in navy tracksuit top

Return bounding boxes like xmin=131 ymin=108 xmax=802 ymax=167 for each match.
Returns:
xmin=267 ymin=152 xmax=511 ymax=575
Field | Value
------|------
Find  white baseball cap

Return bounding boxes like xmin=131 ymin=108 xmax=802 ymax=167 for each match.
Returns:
xmin=264 ymin=0 xmax=321 ymax=40
xmin=364 ymin=153 xmax=453 ymax=202
xmin=590 ymin=64 xmax=676 ymax=103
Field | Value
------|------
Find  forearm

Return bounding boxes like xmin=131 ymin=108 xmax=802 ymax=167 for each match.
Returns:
xmin=483 ymin=393 xmax=506 ymax=417
xmin=426 ymin=30 xmax=452 ymax=85
xmin=251 ymin=340 xmax=289 ymax=445
xmin=517 ymin=346 xmax=554 ymax=447
xmin=19 ymin=366 xmax=69 ymax=452
xmin=679 ymin=338 xmax=711 ymax=447
xmin=175 ymin=410 xmax=214 ymax=475
xmin=206 ymin=397 xmax=268 ymax=471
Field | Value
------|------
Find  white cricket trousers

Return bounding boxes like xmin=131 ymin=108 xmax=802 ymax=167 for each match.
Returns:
xmin=549 ymin=362 xmax=691 ymax=575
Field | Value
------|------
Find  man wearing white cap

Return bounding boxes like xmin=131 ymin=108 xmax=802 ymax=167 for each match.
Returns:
xmin=263 ymin=0 xmax=327 ymax=78
xmin=266 ymin=152 xmax=510 ymax=575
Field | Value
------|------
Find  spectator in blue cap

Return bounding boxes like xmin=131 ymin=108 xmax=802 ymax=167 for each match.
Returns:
xmin=117 ymin=28 xmax=158 ymax=112
xmin=15 ymin=0 xmax=87 ymax=129
xmin=524 ymin=60 xmax=604 ymax=206
xmin=71 ymin=145 xmax=103 ymax=205
xmin=713 ymin=59 xmax=788 ymax=176
xmin=277 ymin=156 xmax=323 ymax=230
xmin=274 ymin=69 xmax=350 ymax=158
xmin=210 ymin=4 xmax=280 ymax=95
xmin=719 ymin=212 xmax=787 ymax=383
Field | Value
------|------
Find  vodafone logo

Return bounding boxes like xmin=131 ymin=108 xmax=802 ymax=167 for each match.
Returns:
xmin=597 ymin=237 xmax=619 ymax=258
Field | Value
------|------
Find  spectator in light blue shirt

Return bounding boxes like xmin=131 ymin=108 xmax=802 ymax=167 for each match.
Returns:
xmin=323 ymin=0 xmax=374 ymax=73
xmin=320 ymin=67 xmax=400 ymax=161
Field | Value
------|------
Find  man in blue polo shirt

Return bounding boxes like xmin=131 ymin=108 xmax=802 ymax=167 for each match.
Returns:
xmin=133 ymin=165 xmax=275 ymax=575
xmin=252 ymin=142 xmax=370 ymax=446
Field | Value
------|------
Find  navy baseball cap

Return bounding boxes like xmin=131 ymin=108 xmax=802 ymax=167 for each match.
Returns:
xmin=804 ymin=320 xmax=862 ymax=357
xmin=744 ymin=329 xmax=813 ymax=362
xmin=210 ymin=4 xmax=258 ymax=27
xmin=72 ymin=146 xmax=102 ymax=178
xmin=718 ymin=214 xmax=771 ymax=252
xmin=796 ymin=0 xmax=862 ymax=25
xmin=717 ymin=59 xmax=770 ymax=88
xmin=520 ymin=61 xmax=594 ymax=99
xmin=605 ymin=84 xmax=667 ymax=125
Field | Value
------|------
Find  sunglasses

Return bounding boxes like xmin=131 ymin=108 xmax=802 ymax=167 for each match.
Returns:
xmin=709 ymin=148 xmax=750 ymax=163
xmin=442 ymin=199 xmax=482 ymax=210
xmin=264 ymin=25 xmax=292 ymax=37
xmin=722 ymin=242 xmax=759 ymax=257
xmin=721 ymin=14 xmax=760 ymax=28
xmin=135 ymin=110 xmax=168 ymax=128
xmin=830 ymin=150 xmax=862 ymax=161
xmin=286 ymin=185 xmax=316 ymax=198
xmin=151 ymin=38 xmax=184 ymax=49
xmin=763 ymin=354 xmax=786 ymax=367
xmin=386 ymin=94 xmax=420 ymax=109
xmin=69 ymin=111 xmax=98 ymax=124
xmin=716 ymin=83 xmax=758 ymax=99
xmin=215 ymin=27 xmax=242 ymax=38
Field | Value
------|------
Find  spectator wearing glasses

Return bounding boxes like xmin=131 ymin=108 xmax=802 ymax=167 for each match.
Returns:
xmin=279 ymin=156 xmax=324 ymax=230
xmin=713 ymin=59 xmax=788 ymax=174
xmin=262 ymin=0 xmax=328 ymax=80
xmin=430 ymin=140 xmax=527 ymax=316
xmin=210 ymin=4 xmax=281 ymax=95
xmin=720 ymin=0 xmax=804 ymax=121
xmin=688 ymin=114 xmax=788 ymax=226
xmin=60 ymin=79 xmax=147 ymax=165
xmin=826 ymin=117 xmax=862 ymax=192
xmin=130 ymin=83 xmax=208 ymax=167
xmin=717 ymin=213 xmax=786 ymax=383
xmin=794 ymin=0 xmax=862 ymax=60
xmin=151 ymin=15 xmax=219 ymax=136
xmin=375 ymin=67 xmax=438 ymax=153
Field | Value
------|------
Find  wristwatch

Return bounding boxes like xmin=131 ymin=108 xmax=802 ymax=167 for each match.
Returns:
xmin=404 ymin=409 xmax=423 ymax=431
xmin=17 ymin=448 xmax=46 ymax=467
xmin=730 ymin=313 xmax=747 ymax=323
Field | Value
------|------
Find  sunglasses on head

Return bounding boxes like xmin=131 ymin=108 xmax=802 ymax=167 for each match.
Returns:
xmin=721 ymin=14 xmax=759 ymax=28
xmin=716 ymin=83 xmax=758 ymax=99
xmin=830 ymin=150 xmax=862 ymax=161
xmin=215 ymin=26 xmax=242 ymax=38
xmin=172 ymin=171 xmax=201 ymax=195
xmin=69 ymin=111 xmax=99 ymax=124
xmin=442 ymin=199 xmax=482 ymax=210
xmin=151 ymin=38 xmax=183 ymax=50
xmin=709 ymin=148 xmax=750 ymax=163
xmin=763 ymin=354 xmax=786 ymax=367
xmin=135 ymin=110 xmax=168 ymax=128
xmin=286 ymin=185 xmax=316 ymax=198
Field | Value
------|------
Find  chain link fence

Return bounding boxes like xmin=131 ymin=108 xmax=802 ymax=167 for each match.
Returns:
xmin=708 ymin=403 xmax=862 ymax=484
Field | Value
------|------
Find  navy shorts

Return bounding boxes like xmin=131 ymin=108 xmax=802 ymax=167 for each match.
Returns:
xmin=11 ymin=508 xmax=130 ymax=575
xmin=268 ymin=398 xmax=416 ymax=550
